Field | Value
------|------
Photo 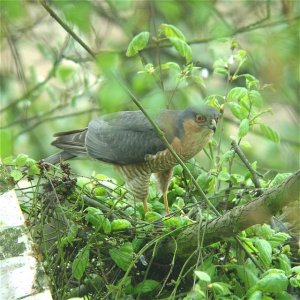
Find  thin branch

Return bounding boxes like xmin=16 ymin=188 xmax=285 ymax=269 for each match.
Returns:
xmin=62 ymin=15 xmax=300 ymax=63
xmin=183 ymin=15 xmax=300 ymax=46
xmin=39 ymin=0 xmax=95 ymax=58
xmin=4 ymin=23 xmax=28 ymax=91
xmin=231 ymin=140 xmax=262 ymax=192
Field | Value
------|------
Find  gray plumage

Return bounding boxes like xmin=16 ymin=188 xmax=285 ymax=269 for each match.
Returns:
xmin=44 ymin=105 xmax=219 ymax=165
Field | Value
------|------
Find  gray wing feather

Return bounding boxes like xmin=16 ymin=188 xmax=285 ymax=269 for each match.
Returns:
xmin=86 ymin=111 xmax=173 ymax=164
xmin=48 ymin=110 xmax=178 ymax=165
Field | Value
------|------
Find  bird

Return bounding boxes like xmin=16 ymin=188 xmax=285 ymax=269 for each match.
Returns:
xmin=44 ymin=104 xmax=219 ymax=214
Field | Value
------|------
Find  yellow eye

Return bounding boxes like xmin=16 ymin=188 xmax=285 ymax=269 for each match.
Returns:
xmin=195 ymin=114 xmax=206 ymax=123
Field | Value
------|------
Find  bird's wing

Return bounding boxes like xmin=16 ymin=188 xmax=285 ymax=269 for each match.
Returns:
xmin=86 ymin=111 xmax=178 ymax=164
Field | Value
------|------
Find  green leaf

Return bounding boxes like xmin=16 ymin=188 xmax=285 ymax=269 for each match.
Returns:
xmin=276 ymin=291 xmax=294 ymax=300
xmin=230 ymin=173 xmax=245 ymax=184
xmin=227 ymin=87 xmax=248 ymax=102
xmin=10 ymin=169 xmax=23 ymax=181
xmin=145 ymin=212 xmax=162 ymax=222
xmin=218 ymin=171 xmax=231 ymax=181
xmin=236 ymin=258 xmax=259 ymax=290
xmin=220 ymin=150 xmax=235 ymax=162
xmin=161 ymin=62 xmax=180 ymax=71
xmin=102 ymin=218 xmax=111 ymax=234
xmin=277 ymin=254 xmax=291 ymax=275
xmin=61 ymin=223 xmax=78 ymax=246
xmin=111 ymin=219 xmax=132 ymax=231
xmin=269 ymin=232 xmax=290 ymax=248
xmin=257 ymin=270 xmax=288 ymax=293
xmin=249 ymin=90 xmax=263 ymax=107
xmin=2 ymin=156 xmax=14 ymax=164
xmin=205 ymin=95 xmax=223 ymax=110
xmin=77 ymin=177 xmax=93 ymax=191
xmin=72 ymin=247 xmax=89 ymax=280
xmin=117 ymin=275 xmax=133 ymax=294
xmin=214 ymin=67 xmax=229 ymax=76
xmin=289 ymin=277 xmax=300 ymax=288
xmin=168 ymin=37 xmax=192 ymax=63
xmin=244 ymin=74 xmax=260 ymax=90
xmin=133 ymin=279 xmax=160 ymax=295
xmin=25 ymin=158 xmax=36 ymax=167
xmin=248 ymin=290 xmax=262 ymax=300
xmin=194 ymin=270 xmax=211 ymax=282
xmin=85 ymin=207 xmax=104 ymax=229
xmin=254 ymin=238 xmax=272 ymax=267
xmin=126 ymin=32 xmax=150 ymax=57
xmin=210 ymin=282 xmax=231 ymax=295
xmin=28 ymin=164 xmax=40 ymax=176
xmin=213 ymin=58 xmax=227 ymax=68
xmin=196 ymin=172 xmax=212 ymax=190
xmin=260 ymin=124 xmax=280 ymax=143
xmin=239 ymin=118 xmax=250 ymax=138
xmin=252 ymin=224 xmax=274 ymax=240
xmin=15 ymin=154 xmax=29 ymax=167
xmin=176 ymin=198 xmax=185 ymax=210
xmin=291 ymin=266 xmax=300 ymax=274
xmin=93 ymin=187 xmax=106 ymax=196
xmin=160 ymin=24 xmax=185 ymax=40
xmin=174 ymin=186 xmax=185 ymax=196
xmin=269 ymin=173 xmax=292 ymax=187
xmin=163 ymin=216 xmax=185 ymax=228
xmin=228 ymin=102 xmax=248 ymax=120
xmin=109 ymin=242 xmax=133 ymax=271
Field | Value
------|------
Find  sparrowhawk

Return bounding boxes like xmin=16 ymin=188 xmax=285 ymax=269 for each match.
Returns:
xmin=44 ymin=104 xmax=219 ymax=213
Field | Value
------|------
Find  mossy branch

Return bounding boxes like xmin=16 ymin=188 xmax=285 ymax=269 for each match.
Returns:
xmin=160 ymin=169 xmax=300 ymax=260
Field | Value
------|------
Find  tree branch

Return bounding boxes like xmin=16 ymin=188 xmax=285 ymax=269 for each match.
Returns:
xmin=231 ymin=140 xmax=262 ymax=191
xmin=40 ymin=0 xmax=95 ymax=58
xmin=160 ymin=169 xmax=300 ymax=260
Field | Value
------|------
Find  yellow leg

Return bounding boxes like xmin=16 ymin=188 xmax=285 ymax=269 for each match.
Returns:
xmin=163 ymin=191 xmax=170 ymax=215
xmin=143 ymin=199 xmax=148 ymax=213
xmin=155 ymin=169 xmax=173 ymax=215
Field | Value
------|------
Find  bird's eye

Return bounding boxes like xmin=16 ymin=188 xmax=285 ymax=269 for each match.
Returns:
xmin=195 ymin=114 xmax=206 ymax=123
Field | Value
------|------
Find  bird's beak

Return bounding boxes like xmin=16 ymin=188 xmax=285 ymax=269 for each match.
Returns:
xmin=209 ymin=119 xmax=217 ymax=132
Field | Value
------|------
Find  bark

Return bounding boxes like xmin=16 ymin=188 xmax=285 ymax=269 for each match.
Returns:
xmin=162 ymin=169 xmax=300 ymax=260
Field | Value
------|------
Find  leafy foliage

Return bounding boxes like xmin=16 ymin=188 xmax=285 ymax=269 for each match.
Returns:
xmin=0 ymin=1 xmax=299 ymax=299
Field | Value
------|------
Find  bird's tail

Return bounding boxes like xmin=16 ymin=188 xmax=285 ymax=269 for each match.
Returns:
xmin=43 ymin=151 xmax=76 ymax=164
xmin=43 ymin=128 xmax=88 ymax=164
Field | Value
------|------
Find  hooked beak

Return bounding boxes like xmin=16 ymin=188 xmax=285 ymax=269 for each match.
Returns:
xmin=209 ymin=119 xmax=217 ymax=133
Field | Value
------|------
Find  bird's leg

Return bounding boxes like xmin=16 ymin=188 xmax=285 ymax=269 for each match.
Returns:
xmin=126 ymin=174 xmax=151 ymax=213
xmin=115 ymin=165 xmax=151 ymax=213
xmin=143 ymin=197 xmax=148 ymax=212
xmin=155 ymin=168 xmax=173 ymax=214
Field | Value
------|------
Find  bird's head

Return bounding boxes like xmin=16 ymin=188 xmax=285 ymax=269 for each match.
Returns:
xmin=177 ymin=104 xmax=220 ymax=137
